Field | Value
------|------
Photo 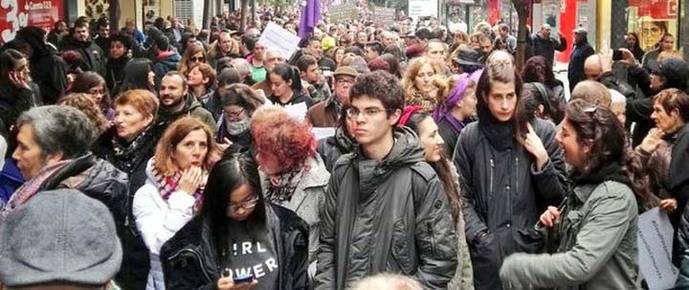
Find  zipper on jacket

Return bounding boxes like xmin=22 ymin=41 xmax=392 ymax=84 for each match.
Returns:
xmin=168 ymin=248 xmax=213 ymax=282
xmin=489 ymin=158 xmax=495 ymax=196
xmin=426 ymin=222 xmax=436 ymax=256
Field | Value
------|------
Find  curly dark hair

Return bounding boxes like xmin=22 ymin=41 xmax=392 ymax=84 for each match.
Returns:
xmin=522 ymin=56 xmax=558 ymax=87
xmin=565 ymin=99 xmax=655 ymax=211
xmin=350 ymin=70 xmax=405 ymax=113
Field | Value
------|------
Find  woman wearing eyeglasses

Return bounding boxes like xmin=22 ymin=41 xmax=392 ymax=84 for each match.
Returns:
xmin=499 ymin=99 xmax=652 ymax=290
xmin=69 ymin=71 xmax=114 ymax=120
xmin=179 ymin=43 xmax=208 ymax=77
xmin=216 ymin=83 xmax=265 ymax=153
xmin=161 ymin=153 xmax=309 ymax=290
xmin=251 ymin=106 xmax=329 ymax=278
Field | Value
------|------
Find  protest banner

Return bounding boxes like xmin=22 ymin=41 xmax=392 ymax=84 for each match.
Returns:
xmin=373 ymin=7 xmax=396 ymax=27
xmin=638 ymin=208 xmax=678 ymax=290
xmin=328 ymin=2 xmax=358 ymax=23
xmin=258 ymin=22 xmax=301 ymax=60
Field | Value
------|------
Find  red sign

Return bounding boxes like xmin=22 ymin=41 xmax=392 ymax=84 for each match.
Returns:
xmin=628 ymin=0 xmax=678 ymax=19
xmin=0 ymin=0 xmax=63 ymax=43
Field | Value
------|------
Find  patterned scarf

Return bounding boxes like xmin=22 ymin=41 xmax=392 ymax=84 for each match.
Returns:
xmin=4 ymin=159 xmax=72 ymax=211
xmin=265 ymin=164 xmax=309 ymax=203
xmin=150 ymin=164 xmax=206 ymax=211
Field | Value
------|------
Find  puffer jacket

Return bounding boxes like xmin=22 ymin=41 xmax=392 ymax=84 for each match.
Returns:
xmin=317 ymin=127 xmax=356 ymax=172
xmin=160 ymin=203 xmax=310 ymax=290
xmin=315 ymin=127 xmax=458 ymax=290
xmin=260 ymin=155 xmax=329 ymax=267
xmin=453 ymin=118 xmax=567 ymax=290
xmin=499 ymin=180 xmax=639 ymax=290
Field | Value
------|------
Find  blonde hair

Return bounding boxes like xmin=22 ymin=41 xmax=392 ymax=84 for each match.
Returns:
xmin=402 ymin=56 xmax=449 ymax=99
xmin=58 ymin=93 xmax=108 ymax=134
xmin=571 ymin=80 xmax=612 ymax=108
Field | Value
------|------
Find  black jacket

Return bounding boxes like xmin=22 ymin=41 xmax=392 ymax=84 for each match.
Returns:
xmin=530 ymin=34 xmax=566 ymax=67
xmin=106 ymin=56 xmax=130 ymax=91
xmin=453 ymin=118 xmax=567 ymax=290
xmin=568 ymin=41 xmax=595 ymax=91
xmin=315 ymin=127 xmax=458 ymax=290
xmin=599 ymin=71 xmax=653 ymax=146
xmin=28 ymin=47 xmax=67 ymax=105
xmin=60 ymin=35 xmax=107 ymax=76
xmin=316 ymin=127 xmax=356 ymax=172
xmin=160 ymin=203 xmax=310 ymax=290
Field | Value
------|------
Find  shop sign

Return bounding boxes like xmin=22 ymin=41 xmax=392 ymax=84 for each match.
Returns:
xmin=0 ymin=0 xmax=63 ymax=43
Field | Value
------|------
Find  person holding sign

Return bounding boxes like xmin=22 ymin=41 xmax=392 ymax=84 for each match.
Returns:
xmin=499 ymin=100 xmax=654 ymax=289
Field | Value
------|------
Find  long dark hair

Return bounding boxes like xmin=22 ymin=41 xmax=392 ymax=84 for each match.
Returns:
xmin=270 ymin=63 xmax=303 ymax=93
xmin=565 ymin=99 xmax=655 ymax=210
xmin=70 ymin=71 xmax=111 ymax=109
xmin=0 ymin=49 xmax=27 ymax=87
xmin=405 ymin=111 xmax=462 ymax=223
xmin=475 ymin=60 xmax=528 ymax=140
xmin=118 ymin=58 xmax=155 ymax=92
xmin=201 ymin=153 xmax=267 ymax=265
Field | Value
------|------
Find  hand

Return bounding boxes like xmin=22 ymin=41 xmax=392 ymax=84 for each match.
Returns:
xmin=539 ymin=206 xmax=561 ymax=228
xmin=217 ymin=277 xmax=258 ymax=290
xmin=178 ymin=166 xmax=204 ymax=195
xmin=600 ymin=51 xmax=613 ymax=73
xmin=217 ymin=137 xmax=233 ymax=152
xmin=618 ymin=48 xmax=639 ymax=66
xmin=660 ymin=198 xmax=678 ymax=212
xmin=9 ymin=71 xmax=30 ymax=89
xmin=638 ymin=128 xmax=665 ymax=153
xmin=519 ymin=123 xmax=549 ymax=171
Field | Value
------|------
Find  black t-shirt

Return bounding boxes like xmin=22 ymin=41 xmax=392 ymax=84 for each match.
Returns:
xmin=222 ymin=219 xmax=279 ymax=290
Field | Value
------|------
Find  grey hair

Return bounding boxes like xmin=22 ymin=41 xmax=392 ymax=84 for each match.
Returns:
xmin=350 ymin=273 xmax=423 ymax=290
xmin=16 ymin=105 xmax=96 ymax=159
xmin=230 ymin=58 xmax=252 ymax=78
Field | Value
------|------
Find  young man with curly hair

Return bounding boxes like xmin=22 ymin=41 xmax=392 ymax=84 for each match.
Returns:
xmin=314 ymin=71 xmax=458 ymax=290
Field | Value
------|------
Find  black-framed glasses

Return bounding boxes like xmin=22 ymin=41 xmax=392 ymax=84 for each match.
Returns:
xmin=345 ymin=106 xmax=391 ymax=119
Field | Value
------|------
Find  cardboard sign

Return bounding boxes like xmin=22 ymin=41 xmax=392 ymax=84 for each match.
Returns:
xmin=258 ymin=22 xmax=301 ymax=60
xmin=408 ymin=0 xmax=438 ymax=19
xmin=373 ymin=7 xmax=396 ymax=27
xmin=328 ymin=2 xmax=358 ymax=23
xmin=638 ymin=208 xmax=679 ymax=290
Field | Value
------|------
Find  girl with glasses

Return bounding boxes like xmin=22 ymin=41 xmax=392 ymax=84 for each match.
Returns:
xmin=161 ymin=153 xmax=309 ymax=290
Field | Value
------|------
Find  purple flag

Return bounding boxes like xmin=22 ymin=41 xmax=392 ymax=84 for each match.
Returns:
xmin=298 ymin=0 xmax=321 ymax=39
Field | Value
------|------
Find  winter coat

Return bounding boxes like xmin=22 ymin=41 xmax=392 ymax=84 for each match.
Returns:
xmin=106 ymin=56 xmax=131 ymax=91
xmin=0 ymin=82 xmax=42 ymax=135
xmin=568 ymin=41 xmax=595 ymax=91
xmin=499 ymin=180 xmax=639 ymax=290
xmin=160 ymin=203 xmax=310 ymax=290
xmin=260 ymin=155 xmax=329 ymax=266
xmin=268 ymin=92 xmax=314 ymax=108
xmin=28 ymin=47 xmax=67 ymax=104
xmin=93 ymin=125 xmax=161 ymax=290
xmin=314 ymin=127 xmax=458 ymax=290
xmin=153 ymin=50 xmax=181 ymax=85
xmin=530 ymin=33 xmax=566 ymax=67
xmin=598 ymin=71 xmax=653 ymax=147
xmin=133 ymin=159 xmax=200 ymax=290
xmin=306 ymin=95 xmax=341 ymax=128
xmin=155 ymin=93 xmax=217 ymax=133
xmin=317 ymin=127 xmax=356 ymax=172
xmin=642 ymin=48 xmax=661 ymax=72
xmin=60 ymin=35 xmax=107 ymax=76
xmin=453 ymin=118 xmax=567 ymax=290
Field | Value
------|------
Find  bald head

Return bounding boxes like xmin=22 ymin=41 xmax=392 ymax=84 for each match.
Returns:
xmin=571 ymin=80 xmax=612 ymax=108
xmin=584 ymin=54 xmax=603 ymax=80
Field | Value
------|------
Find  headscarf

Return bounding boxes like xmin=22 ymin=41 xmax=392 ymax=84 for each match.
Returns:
xmin=432 ymin=69 xmax=483 ymax=132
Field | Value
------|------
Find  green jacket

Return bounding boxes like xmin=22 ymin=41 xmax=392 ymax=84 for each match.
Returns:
xmin=499 ymin=181 xmax=640 ymax=290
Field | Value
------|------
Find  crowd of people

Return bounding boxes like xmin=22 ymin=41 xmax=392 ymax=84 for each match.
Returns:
xmin=1 ymin=6 xmax=689 ymax=290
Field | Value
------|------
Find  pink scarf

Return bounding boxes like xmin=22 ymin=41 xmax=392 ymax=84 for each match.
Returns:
xmin=5 ymin=159 xmax=72 ymax=210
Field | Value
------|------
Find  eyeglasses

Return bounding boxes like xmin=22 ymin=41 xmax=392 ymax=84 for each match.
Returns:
xmin=227 ymin=195 xmax=259 ymax=213
xmin=191 ymin=56 xmax=205 ymax=62
xmin=345 ymin=106 xmax=390 ymax=119
xmin=336 ymin=78 xmax=355 ymax=85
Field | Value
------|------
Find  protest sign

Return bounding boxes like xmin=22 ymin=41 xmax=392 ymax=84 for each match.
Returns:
xmin=373 ymin=7 xmax=396 ymax=27
xmin=638 ymin=207 xmax=678 ymax=290
xmin=328 ymin=3 xmax=358 ymax=23
xmin=312 ymin=127 xmax=336 ymax=140
xmin=258 ymin=22 xmax=301 ymax=60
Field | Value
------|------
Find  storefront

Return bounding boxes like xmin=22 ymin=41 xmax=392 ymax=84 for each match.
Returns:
xmin=627 ymin=0 xmax=681 ymax=51
xmin=0 ymin=0 xmax=64 ymax=44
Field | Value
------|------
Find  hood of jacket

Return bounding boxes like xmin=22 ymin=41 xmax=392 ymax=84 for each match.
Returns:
xmin=354 ymin=126 xmax=424 ymax=195
xmin=156 ymin=50 xmax=181 ymax=69
xmin=333 ymin=126 xmax=356 ymax=154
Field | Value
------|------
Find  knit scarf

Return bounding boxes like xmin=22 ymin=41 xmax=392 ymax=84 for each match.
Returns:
xmin=4 ymin=159 xmax=72 ymax=211
xmin=151 ymin=165 xmax=206 ymax=211
xmin=265 ymin=164 xmax=309 ymax=203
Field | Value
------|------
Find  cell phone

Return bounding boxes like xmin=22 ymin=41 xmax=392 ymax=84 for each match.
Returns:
xmin=612 ymin=49 xmax=624 ymax=61
xmin=233 ymin=273 xmax=254 ymax=284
